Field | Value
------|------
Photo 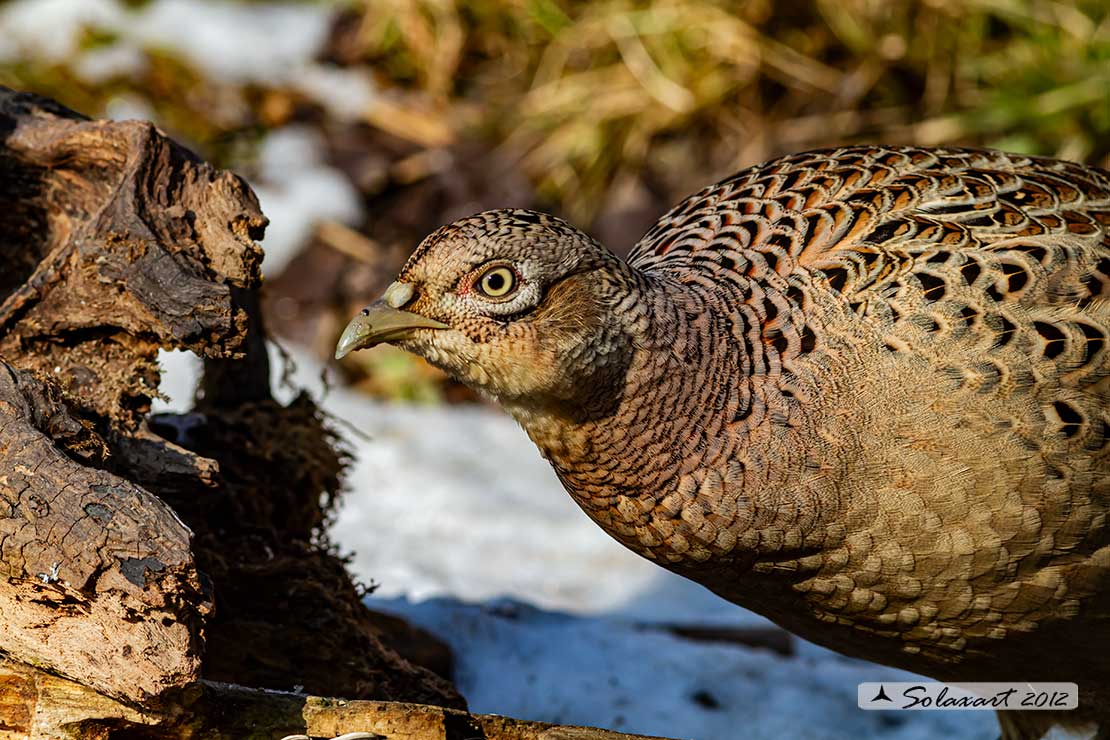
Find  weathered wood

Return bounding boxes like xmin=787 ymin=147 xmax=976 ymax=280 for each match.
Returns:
xmin=0 ymin=661 xmax=676 ymax=740
xmin=662 ymin=624 xmax=793 ymax=656
xmin=0 ymin=361 xmax=208 ymax=704
xmin=0 ymin=85 xmax=461 ymax=715
xmin=0 ymin=87 xmax=265 ymax=430
xmin=0 ymin=86 xmax=259 ymax=705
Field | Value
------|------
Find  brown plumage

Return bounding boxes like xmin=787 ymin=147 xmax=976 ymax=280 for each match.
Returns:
xmin=337 ymin=146 xmax=1110 ymax=739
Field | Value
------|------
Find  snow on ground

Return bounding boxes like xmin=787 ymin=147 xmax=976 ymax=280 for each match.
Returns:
xmin=156 ymin=346 xmax=667 ymax=612
xmin=371 ymin=597 xmax=995 ymax=740
xmin=156 ymin=346 xmax=998 ymax=739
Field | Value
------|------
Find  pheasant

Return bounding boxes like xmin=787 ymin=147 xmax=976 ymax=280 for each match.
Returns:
xmin=336 ymin=146 xmax=1110 ymax=739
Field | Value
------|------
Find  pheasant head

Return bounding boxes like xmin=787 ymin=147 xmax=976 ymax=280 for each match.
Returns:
xmin=335 ymin=209 xmax=644 ymax=422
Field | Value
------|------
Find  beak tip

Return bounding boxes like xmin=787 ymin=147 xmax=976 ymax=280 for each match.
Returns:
xmin=335 ymin=320 xmax=367 ymax=361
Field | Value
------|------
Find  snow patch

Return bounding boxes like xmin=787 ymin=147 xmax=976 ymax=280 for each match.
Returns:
xmin=291 ymin=65 xmax=377 ymax=122
xmin=0 ymin=0 xmax=125 ymax=63
xmin=370 ymin=596 xmax=998 ymax=740
xmin=252 ymin=126 xmax=364 ymax=276
xmin=129 ymin=0 xmax=330 ymax=84
xmin=73 ymin=42 xmax=148 ymax=84
xmin=0 ymin=0 xmax=376 ymax=113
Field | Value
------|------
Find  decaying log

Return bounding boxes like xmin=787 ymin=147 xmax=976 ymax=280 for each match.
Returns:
xmin=0 ymin=84 xmax=459 ymax=720
xmin=0 ymin=85 xmax=259 ymax=704
xmin=0 ymin=660 xmax=676 ymax=740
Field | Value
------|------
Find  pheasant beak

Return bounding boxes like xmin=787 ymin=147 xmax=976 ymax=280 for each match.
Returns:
xmin=334 ymin=282 xmax=448 ymax=360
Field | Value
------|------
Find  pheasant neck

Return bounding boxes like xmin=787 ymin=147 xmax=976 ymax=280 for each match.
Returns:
xmin=512 ymin=264 xmax=810 ymax=569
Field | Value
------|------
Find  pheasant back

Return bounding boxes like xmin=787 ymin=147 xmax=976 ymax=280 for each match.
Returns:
xmin=619 ymin=146 xmax=1109 ymax=737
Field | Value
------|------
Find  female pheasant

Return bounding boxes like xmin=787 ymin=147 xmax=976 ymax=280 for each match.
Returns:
xmin=336 ymin=146 xmax=1110 ymax=739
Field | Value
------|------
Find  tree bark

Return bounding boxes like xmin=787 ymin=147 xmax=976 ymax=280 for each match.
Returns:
xmin=0 ymin=85 xmax=260 ymax=704
xmin=0 ymin=360 xmax=208 ymax=703
xmin=0 ymin=88 xmax=264 ymax=430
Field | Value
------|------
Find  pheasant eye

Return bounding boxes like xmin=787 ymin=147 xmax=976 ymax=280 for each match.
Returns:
xmin=476 ymin=265 xmax=517 ymax=299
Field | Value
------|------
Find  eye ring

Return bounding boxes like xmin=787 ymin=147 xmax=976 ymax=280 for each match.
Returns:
xmin=474 ymin=265 xmax=518 ymax=300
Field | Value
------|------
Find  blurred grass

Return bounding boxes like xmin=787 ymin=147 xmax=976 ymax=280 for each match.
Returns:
xmin=349 ymin=0 xmax=1110 ymax=223
xmin=0 ymin=32 xmax=287 ymax=169
xmin=4 ymin=0 xmax=1106 ymax=224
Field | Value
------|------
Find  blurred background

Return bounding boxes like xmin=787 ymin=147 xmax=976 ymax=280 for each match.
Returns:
xmin=3 ymin=0 xmax=1107 ymax=403
xmin=2 ymin=1 xmax=1106 ymax=737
